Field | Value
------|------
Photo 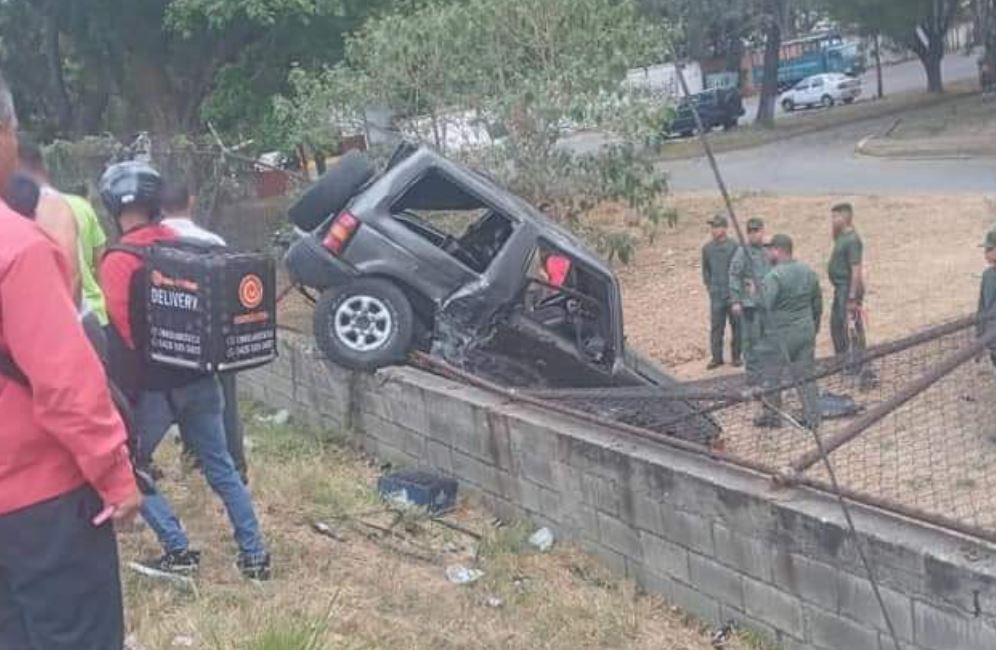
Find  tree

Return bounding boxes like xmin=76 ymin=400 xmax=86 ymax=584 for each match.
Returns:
xmin=755 ymin=0 xmax=787 ymax=127
xmin=278 ymin=0 xmax=675 ymax=262
xmin=0 ymin=0 xmax=392 ymax=138
xmin=824 ymin=0 xmax=962 ymax=93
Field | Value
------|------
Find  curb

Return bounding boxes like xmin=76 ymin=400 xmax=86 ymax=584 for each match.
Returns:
xmin=854 ymin=133 xmax=991 ymax=161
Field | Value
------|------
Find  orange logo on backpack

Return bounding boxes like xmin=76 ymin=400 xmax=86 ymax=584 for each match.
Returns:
xmin=239 ymin=274 xmax=264 ymax=310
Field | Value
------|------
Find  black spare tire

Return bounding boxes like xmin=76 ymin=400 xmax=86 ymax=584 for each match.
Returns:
xmin=288 ymin=150 xmax=375 ymax=232
xmin=314 ymin=278 xmax=415 ymax=371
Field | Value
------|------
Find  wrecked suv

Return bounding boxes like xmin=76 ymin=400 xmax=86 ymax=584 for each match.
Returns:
xmin=284 ymin=143 xmax=680 ymax=390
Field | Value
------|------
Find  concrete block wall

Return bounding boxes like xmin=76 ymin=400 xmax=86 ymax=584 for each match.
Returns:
xmin=242 ymin=334 xmax=996 ymax=650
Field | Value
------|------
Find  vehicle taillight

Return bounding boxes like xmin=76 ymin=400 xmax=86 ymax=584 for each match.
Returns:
xmin=322 ymin=211 xmax=360 ymax=255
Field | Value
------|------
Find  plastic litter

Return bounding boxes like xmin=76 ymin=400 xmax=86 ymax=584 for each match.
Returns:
xmin=528 ymin=527 xmax=555 ymax=552
xmin=446 ymin=565 xmax=484 ymax=585
xmin=171 ymin=635 xmax=194 ymax=648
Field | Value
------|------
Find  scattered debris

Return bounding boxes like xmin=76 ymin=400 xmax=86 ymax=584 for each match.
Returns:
xmin=710 ymin=621 xmax=736 ymax=648
xmin=482 ymin=595 xmax=504 ymax=608
xmin=431 ymin=516 xmax=483 ymax=540
xmin=256 ymin=409 xmax=290 ymax=426
xmin=377 ymin=470 xmax=458 ymax=513
xmin=311 ymin=520 xmax=347 ymax=542
xmin=171 ymin=635 xmax=195 ymax=647
xmin=446 ymin=564 xmax=484 ymax=585
xmin=528 ymin=527 xmax=555 ymax=552
xmin=127 ymin=562 xmax=198 ymax=596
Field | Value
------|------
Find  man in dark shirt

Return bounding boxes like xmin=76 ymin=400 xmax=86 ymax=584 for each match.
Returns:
xmin=702 ymin=214 xmax=741 ymax=370
xmin=828 ymin=203 xmax=866 ymax=362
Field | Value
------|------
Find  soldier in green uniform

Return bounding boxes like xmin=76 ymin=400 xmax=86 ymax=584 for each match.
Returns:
xmin=702 ymin=214 xmax=741 ymax=370
xmin=828 ymin=203 xmax=866 ymax=361
xmin=976 ymin=229 xmax=996 ymax=365
xmin=756 ymin=234 xmax=823 ymax=429
xmin=728 ymin=217 xmax=771 ymax=386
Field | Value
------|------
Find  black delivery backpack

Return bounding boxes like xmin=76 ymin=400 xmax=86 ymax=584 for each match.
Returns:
xmin=108 ymin=239 xmax=278 ymax=374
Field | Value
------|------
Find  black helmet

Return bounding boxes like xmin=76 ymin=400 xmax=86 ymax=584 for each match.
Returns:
xmin=99 ymin=161 xmax=163 ymax=220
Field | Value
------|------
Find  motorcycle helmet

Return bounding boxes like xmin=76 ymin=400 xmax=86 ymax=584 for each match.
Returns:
xmin=99 ymin=161 xmax=163 ymax=220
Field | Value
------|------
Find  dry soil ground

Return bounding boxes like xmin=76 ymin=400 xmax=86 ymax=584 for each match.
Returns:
xmin=122 ymin=407 xmax=756 ymax=650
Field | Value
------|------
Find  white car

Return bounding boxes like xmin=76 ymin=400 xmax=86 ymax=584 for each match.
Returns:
xmin=780 ymin=73 xmax=862 ymax=111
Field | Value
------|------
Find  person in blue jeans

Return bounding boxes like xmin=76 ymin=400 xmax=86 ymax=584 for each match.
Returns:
xmin=134 ymin=377 xmax=268 ymax=577
xmin=98 ymin=162 xmax=270 ymax=580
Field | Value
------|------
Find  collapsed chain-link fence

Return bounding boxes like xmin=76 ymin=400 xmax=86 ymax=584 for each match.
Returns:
xmin=526 ymin=315 xmax=996 ymax=542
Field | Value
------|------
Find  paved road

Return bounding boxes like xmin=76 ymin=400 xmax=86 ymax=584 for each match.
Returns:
xmin=742 ymin=51 xmax=980 ymax=122
xmin=666 ymin=113 xmax=996 ymax=194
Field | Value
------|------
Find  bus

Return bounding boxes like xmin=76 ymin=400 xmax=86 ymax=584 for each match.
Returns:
xmin=750 ymin=31 xmax=865 ymax=91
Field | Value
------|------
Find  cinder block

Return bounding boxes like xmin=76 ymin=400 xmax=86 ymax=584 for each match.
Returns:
xmin=580 ymin=473 xmax=622 ymax=516
xmin=425 ymin=391 xmax=478 ymax=449
xmin=425 ymin=439 xmax=454 ymax=474
xmin=557 ymin=502 xmax=599 ymax=544
xmin=451 ymin=450 xmax=505 ymax=496
xmin=806 ymin=606 xmax=879 ymax=650
xmin=743 ymin=577 xmax=805 ymax=639
xmin=597 ymin=511 xmax=642 ymax=560
xmin=639 ymin=531 xmax=690 ymax=582
xmin=838 ymin=571 xmax=914 ymax=642
xmin=914 ymin=601 xmax=996 ymax=650
xmin=671 ymin=579 xmax=722 ymax=627
xmin=514 ymin=478 xmax=560 ymax=517
xmin=630 ymin=563 xmax=676 ymax=602
xmin=628 ymin=494 xmax=664 ymax=533
xmin=718 ymin=605 xmax=779 ymax=649
xmin=660 ymin=504 xmax=714 ymax=555
xmin=508 ymin=418 xmax=560 ymax=465
xmin=713 ymin=523 xmax=773 ymax=582
xmin=689 ymin=554 xmax=744 ymax=609
xmin=771 ymin=549 xmax=839 ymax=610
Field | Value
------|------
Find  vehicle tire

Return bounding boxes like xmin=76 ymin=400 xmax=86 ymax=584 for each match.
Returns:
xmin=843 ymin=97 xmax=855 ymax=104
xmin=781 ymin=98 xmax=795 ymax=112
xmin=288 ymin=151 xmax=375 ymax=232
xmin=723 ymin=119 xmax=738 ymax=131
xmin=821 ymin=94 xmax=835 ymax=108
xmin=314 ymin=278 xmax=415 ymax=372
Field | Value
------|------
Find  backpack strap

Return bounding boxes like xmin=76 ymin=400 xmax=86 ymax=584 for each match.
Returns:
xmin=103 ymin=242 xmax=148 ymax=260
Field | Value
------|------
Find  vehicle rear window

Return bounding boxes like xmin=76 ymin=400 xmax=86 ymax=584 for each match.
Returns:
xmin=391 ymin=168 xmax=516 ymax=273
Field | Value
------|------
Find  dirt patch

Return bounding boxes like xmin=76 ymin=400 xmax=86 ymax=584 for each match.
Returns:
xmin=122 ymin=408 xmax=753 ymax=650
xmin=857 ymin=93 xmax=996 ymax=158
xmin=608 ymin=193 xmax=996 ymax=381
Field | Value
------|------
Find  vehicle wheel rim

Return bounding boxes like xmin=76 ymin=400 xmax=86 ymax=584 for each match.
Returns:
xmin=333 ymin=295 xmax=394 ymax=352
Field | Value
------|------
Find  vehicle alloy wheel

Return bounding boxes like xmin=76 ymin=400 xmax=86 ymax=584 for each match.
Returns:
xmin=314 ymin=278 xmax=415 ymax=371
xmin=821 ymin=94 xmax=834 ymax=108
xmin=781 ymin=98 xmax=795 ymax=112
xmin=334 ymin=295 xmax=393 ymax=352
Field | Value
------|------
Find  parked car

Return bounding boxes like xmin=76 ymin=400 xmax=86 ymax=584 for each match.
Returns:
xmin=780 ymin=73 xmax=862 ymax=111
xmin=666 ymin=87 xmax=745 ymax=138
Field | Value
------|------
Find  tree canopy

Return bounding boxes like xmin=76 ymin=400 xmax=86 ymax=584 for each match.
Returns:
xmin=0 ymin=0 xmax=389 ymax=139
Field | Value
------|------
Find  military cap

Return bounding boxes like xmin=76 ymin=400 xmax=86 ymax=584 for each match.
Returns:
xmin=707 ymin=214 xmax=728 ymax=227
xmin=765 ymin=233 xmax=793 ymax=252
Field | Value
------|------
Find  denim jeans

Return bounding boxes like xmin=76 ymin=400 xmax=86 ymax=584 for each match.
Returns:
xmin=135 ymin=375 xmax=266 ymax=559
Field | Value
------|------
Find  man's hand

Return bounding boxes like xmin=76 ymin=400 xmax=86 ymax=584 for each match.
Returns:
xmin=847 ymin=299 xmax=860 ymax=317
xmin=92 ymin=489 xmax=143 ymax=527
xmin=731 ymin=303 xmax=743 ymax=318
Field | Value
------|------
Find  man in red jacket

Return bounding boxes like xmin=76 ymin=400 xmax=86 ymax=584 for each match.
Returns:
xmin=0 ymin=73 xmax=141 ymax=650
